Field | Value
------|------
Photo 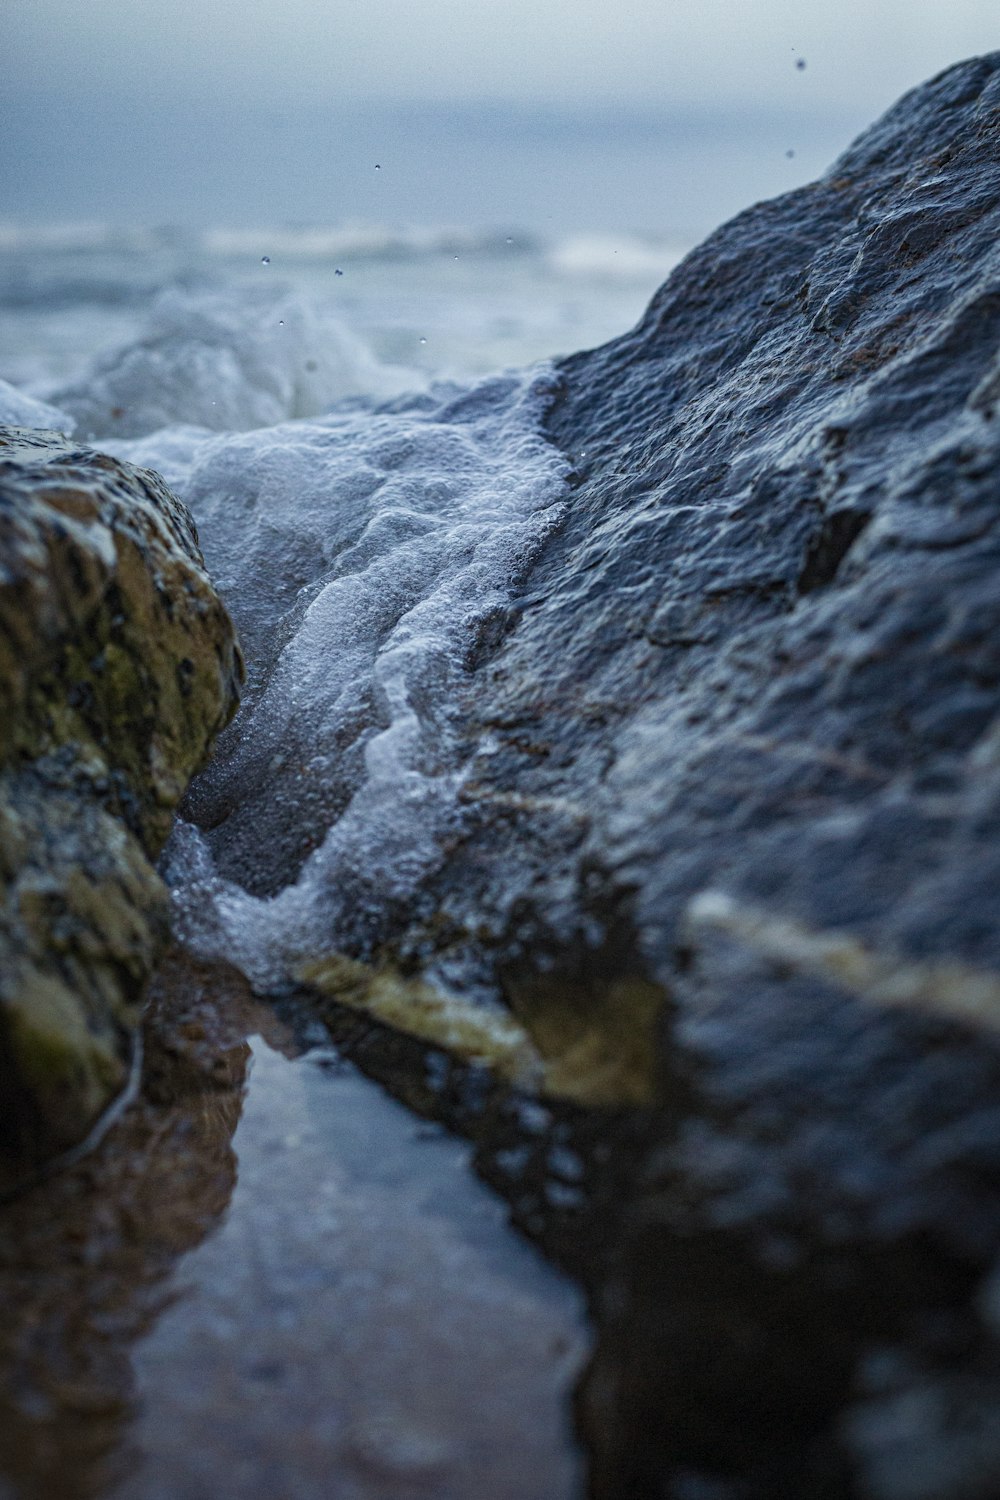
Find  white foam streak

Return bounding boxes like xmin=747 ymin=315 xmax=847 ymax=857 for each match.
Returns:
xmin=547 ymin=232 xmax=686 ymax=280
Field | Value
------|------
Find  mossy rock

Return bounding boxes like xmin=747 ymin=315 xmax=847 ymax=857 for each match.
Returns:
xmin=0 ymin=427 xmax=243 ymax=1188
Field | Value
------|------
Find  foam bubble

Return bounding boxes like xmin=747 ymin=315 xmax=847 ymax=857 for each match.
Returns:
xmin=113 ymin=365 xmax=569 ymax=987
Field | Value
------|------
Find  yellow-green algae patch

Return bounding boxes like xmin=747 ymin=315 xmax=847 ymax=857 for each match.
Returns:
xmin=502 ymin=968 xmax=665 ymax=1107
xmin=298 ymin=950 xmax=666 ymax=1108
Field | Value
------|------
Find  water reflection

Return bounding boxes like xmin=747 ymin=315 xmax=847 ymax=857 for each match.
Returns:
xmin=0 ymin=952 xmax=587 ymax=1500
xmin=0 ymin=954 xmax=265 ymax=1499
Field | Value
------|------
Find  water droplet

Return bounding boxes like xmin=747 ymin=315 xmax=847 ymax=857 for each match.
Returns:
xmin=278 ymin=319 xmax=284 ymax=325
xmin=374 ymin=163 xmax=381 ymax=170
xmin=334 ymin=267 xmax=344 ymax=276
xmin=261 ymin=255 xmax=270 ymax=264
xmin=419 ymin=337 xmax=427 ymax=345
xmin=454 ymin=254 xmax=459 ymax=260
xmin=506 ymin=237 xmax=513 ymax=245
xmin=795 ymin=57 xmax=806 ymax=70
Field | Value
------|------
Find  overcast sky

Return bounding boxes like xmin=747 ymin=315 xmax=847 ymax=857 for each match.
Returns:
xmin=5 ymin=1 xmax=998 ymax=232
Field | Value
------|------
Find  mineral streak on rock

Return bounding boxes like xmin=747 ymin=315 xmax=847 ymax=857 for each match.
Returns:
xmin=299 ymin=948 xmax=664 ymax=1105
xmin=0 ymin=428 xmax=243 ymax=1188
xmin=687 ymin=889 xmax=1000 ymax=1034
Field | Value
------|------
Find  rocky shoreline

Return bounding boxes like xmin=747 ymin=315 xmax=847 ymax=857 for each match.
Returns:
xmin=3 ymin=51 xmax=1000 ymax=1500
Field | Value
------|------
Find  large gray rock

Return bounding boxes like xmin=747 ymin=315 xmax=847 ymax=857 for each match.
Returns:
xmin=0 ymin=429 xmax=243 ymax=1190
xmin=406 ymin=53 xmax=1000 ymax=1497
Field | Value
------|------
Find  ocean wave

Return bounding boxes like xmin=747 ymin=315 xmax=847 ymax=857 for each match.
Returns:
xmin=203 ymin=224 xmax=537 ymax=262
xmin=0 ymin=222 xmax=179 ymax=255
xmin=0 ymin=221 xmax=537 ymax=262
xmin=0 ymin=378 xmax=75 ymax=432
xmin=546 ymin=233 xmax=687 ymax=280
xmin=44 ymin=285 xmax=424 ymax=439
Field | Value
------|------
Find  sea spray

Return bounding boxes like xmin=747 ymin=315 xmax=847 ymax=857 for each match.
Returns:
xmin=112 ymin=366 xmax=570 ymax=990
xmin=46 ymin=285 xmax=421 ymax=439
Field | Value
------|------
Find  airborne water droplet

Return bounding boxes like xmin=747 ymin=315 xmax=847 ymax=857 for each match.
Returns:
xmin=278 ymin=319 xmax=284 ymax=325
xmin=261 ymin=255 xmax=270 ymax=265
xmin=374 ymin=163 xmax=381 ymax=170
xmin=419 ymin=337 xmax=427 ymax=345
xmin=335 ymin=268 xmax=344 ymax=276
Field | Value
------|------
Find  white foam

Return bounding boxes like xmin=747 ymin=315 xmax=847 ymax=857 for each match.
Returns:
xmin=112 ymin=366 xmax=569 ymax=988
xmin=0 ymin=219 xmax=532 ymax=261
xmin=547 ymin=233 xmax=686 ymax=281
xmin=46 ymin=285 xmax=423 ymax=439
xmin=0 ymin=221 xmax=168 ymax=254
xmin=203 ymin=223 xmax=530 ymax=261
xmin=0 ymin=378 xmax=75 ymax=433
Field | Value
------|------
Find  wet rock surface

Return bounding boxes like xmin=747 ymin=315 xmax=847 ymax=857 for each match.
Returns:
xmin=0 ymin=430 xmax=242 ymax=1186
xmin=398 ymin=53 xmax=1000 ymax=1497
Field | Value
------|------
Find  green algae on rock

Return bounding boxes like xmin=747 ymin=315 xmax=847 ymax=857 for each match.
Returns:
xmin=298 ymin=947 xmax=665 ymax=1107
xmin=298 ymin=952 xmax=547 ymax=1093
xmin=0 ymin=427 xmax=243 ymax=1190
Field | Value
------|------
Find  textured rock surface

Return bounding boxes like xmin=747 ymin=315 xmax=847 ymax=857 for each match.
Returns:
xmin=400 ymin=54 xmax=1000 ymax=1496
xmin=0 ymin=428 xmax=242 ymax=1187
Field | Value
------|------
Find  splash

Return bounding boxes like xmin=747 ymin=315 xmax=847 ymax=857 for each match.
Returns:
xmin=46 ymin=285 xmax=421 ymax=439
xmin=113 ymin=366 xmax=569 ymax=988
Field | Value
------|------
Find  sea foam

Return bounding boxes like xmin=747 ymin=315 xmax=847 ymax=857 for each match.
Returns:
xmin=45 ymin=285 xmax=422 ymax=440
xmin=111 ymin=365 xmax=569 ymax=988
xmin=0 ymin=377 xmax=74 ymax=432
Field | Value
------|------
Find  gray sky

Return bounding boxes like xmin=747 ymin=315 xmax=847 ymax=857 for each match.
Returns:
xmin=9 ymin=0 xmax=999 ymax=109
xmin=4 ymin=1 xmax=998 ymax=233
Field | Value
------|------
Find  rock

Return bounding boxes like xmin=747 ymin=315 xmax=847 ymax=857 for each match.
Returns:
xmin=64 ymin=51 xmax=1000 ymax=1495
xmin=0 ymin=428 xmax=243 ymax=1189
xmin=407 ymin=53 xmax=1000 ymax=1494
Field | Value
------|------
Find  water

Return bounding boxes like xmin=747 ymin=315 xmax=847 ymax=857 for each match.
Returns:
xmin=0 ymin=957 xmax=587 ymax=1500
xmin=0 ymin=224 xmax=685 ymax=995
xmin=119 ymin=1037 xmax=586 ymax=1500
xmin=0 ymin=223 xmax=686 ymax=395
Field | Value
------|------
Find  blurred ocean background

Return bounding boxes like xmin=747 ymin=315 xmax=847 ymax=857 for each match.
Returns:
xmin=0 ymin=216 xmax=692 ymax=408
xmin=0 ymin=98 xmax=833 ymax=413
xmin=6 ymin=0 xmax=998 ymax=407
